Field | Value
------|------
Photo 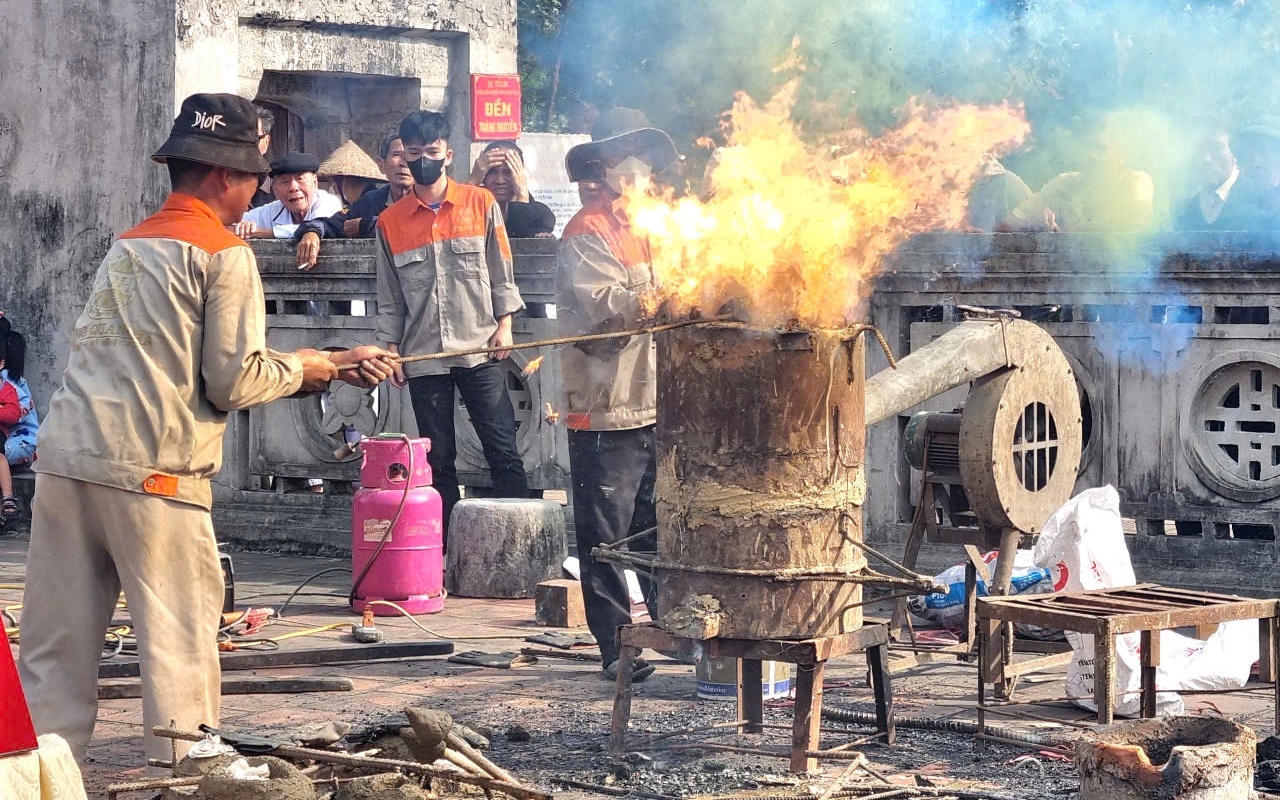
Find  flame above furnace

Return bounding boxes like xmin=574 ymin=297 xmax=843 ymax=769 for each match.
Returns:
xmin=628 ymin=80 xmax=1031 ymax=328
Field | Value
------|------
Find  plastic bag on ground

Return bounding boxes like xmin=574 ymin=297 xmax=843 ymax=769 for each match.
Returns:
xmin=1033 ymin=485 xmax=1257 ymax=717
xmin=562 ymin=557 xmax=645 ymax=605
xmin=907 ymin=549 xmax=1067 ymax=640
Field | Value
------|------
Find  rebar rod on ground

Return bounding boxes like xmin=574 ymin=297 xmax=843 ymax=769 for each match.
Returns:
xmin=641 ymin=742 xmax=881 ymax=761
xmin=819 ymin=706 xmax=1070 ymax=747
xmin=972 ymin=732 xmax=1073 ymax=756
xmin=699 ymin=786 xmax=1018 ymax=800
xmin=816 ymin=754 xmax=869 ymax=800
xmin=549 ymin=777 xmax=679 ymax=800
xmin=106 ymin=775 xmax=201 ymax=799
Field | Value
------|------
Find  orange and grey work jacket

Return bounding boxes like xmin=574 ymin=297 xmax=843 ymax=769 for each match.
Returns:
xmin=556 ymin=198 xmax=657 ymax=431
xmin=35 ymin=193 xmax=304 ymax=509
xmin=374 ymin=180 xmax=524 ymax=377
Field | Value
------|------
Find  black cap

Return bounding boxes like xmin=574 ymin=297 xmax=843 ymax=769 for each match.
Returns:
xmin=566 ymin=107 xmax=678 ymax=183
xmin=269 ymin=152 xmax=321 ymax=177
xmin=152 ymin=93 xmax=270 ymax=174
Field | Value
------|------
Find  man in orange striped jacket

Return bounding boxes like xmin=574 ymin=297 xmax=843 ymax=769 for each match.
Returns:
xmin=18 ymin=94 xmax=395 ymax=764
xmin=376 ymin=112 xmax=527 ymax=536
xmin=557 ymin=109 xmax=679 ymax=681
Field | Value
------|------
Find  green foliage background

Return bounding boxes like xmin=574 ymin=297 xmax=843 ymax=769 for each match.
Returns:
xmin=517 ymin=0 xmax=1280 ymax=191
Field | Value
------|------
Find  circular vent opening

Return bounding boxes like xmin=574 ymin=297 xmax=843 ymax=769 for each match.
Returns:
xmin=1011 ymin=402 xmax=1059 ymax=492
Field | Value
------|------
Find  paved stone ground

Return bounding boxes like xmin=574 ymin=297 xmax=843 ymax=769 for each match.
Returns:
xmin=0 ymin=529 xmax=1275 ymax=799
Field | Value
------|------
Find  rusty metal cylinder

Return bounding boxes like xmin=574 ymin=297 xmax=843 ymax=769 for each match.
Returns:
xmin=655 ymin=326 xmax=867 ymax=640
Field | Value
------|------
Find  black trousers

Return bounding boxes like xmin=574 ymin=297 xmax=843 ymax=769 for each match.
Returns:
xmin=408 ymin=361 xmax=528 ymax=537
xmin=568 ymin=426 xmax=657 ymax=666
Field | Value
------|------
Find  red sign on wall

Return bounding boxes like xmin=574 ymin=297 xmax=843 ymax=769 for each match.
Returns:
xmin=471 ymin=74 xmax=522 ymax=140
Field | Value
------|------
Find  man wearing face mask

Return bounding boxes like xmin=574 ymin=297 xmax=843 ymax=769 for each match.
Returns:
xmin=557 ymin=108 xmax=679 ymax=682
xmin=375 ymin=111 xmax=528 ymax=538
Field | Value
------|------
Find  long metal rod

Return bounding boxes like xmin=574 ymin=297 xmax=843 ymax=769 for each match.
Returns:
xmin=592 ymin=549 xmax=941 ymax=592
xmin=642 ymin=742 xmax=877 ymax=761
xmin=816 ymin=755 xmax=870 ymax=800
xmin=344 ymin=319 xmax=898 ymax=372
xmin=107 ymin=776 xmax=202 ymax=799
xmin=632 ymin=719 xmax=750 ymax=746
xmin=633 ymin=720 xmax=877 ymax=749
xmin=973 ymin=732 xmax=1073 ymax=757
xmin=550 ymin=777 xmax=679 ymax=800
xmin=383 ymin=316 xmax=738 ymax=369
xmin=842 ymin=536 xmax=936 ymax=583
xmin=699 ymin=789 xmax=1016 ymax=800
xmin=597 ymin=527 xmax=658 ymax=551
xmin=974 ymin=705 xmax=1094 ymax=731
xmin=818 ymin=732 xmax=890 ymax=754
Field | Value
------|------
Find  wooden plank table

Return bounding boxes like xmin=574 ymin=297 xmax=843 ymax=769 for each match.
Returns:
xmin=976 ymin=583 xmax=1280 ymax=726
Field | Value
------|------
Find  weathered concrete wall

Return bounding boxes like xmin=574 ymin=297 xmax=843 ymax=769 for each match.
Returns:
xmin=2 ymin=0 xmax=516 ymax=415
xmin=0 ymin=0 xmax=176 ymax=415
xmin=188 ymin=0 xmax=517 ymax=179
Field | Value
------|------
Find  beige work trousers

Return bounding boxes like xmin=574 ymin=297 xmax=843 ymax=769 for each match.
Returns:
xmin=18 ymin=474 xmax=222 ymax=764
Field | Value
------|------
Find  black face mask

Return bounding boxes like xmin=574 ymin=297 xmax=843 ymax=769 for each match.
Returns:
xmin=409 ymin=155 xmax=446 ymax=186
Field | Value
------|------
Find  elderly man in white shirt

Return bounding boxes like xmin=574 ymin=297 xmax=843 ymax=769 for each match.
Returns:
xmin=234 ymin=152 xmax=342 ymax=249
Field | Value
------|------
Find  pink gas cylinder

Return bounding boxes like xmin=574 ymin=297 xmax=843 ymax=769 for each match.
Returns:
xmin=350 ymin=434 xmax=445 ymax=615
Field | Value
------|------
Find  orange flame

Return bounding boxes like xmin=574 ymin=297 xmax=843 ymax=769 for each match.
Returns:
xmin=521 ymin=355 xmax=545 ymax=378
xmin=628 ymin=82 xmax=1030 ymax=327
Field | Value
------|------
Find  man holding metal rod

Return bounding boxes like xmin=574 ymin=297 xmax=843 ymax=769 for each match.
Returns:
xmin=375 ymin=111 xmax=528 ymax=539
xmin=557 ymin=108 xmax=680 ymax=681
xmin=17 ymin=93 xmax=396 ymax=764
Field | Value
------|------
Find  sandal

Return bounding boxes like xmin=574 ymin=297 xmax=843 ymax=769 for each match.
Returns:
xmin=1 ymin=496 xmax=16 ymax=517
xmin=603 ymin=657 xmax=655 ymax=683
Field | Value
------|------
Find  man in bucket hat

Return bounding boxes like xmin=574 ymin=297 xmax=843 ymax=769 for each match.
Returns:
xmin=557 ymin=107 xmax=679 ymax=682
xmin=17 ymin=93 xmax=396 ymax=764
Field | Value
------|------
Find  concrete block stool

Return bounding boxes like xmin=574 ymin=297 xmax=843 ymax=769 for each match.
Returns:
xmin=445 ymin=499 xmax=567 ymax=598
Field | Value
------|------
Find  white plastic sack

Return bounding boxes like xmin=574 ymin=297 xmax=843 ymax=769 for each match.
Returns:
xmin=225 ymin=759 xmax=270 ymax=781
xmin=562 ymin=557 xmax=646 ymax=605
xmin=907 ymin=550 xmax=1067 ymax=640
xmin=1033 ymin=485 xmax=1258 ymax=716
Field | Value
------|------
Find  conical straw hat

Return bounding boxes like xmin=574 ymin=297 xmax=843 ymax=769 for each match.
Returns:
xmin=319 ymin=140 xmax=382 ymax=181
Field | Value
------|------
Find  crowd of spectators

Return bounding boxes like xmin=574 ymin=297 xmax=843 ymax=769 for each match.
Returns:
xmin=970 ymin=120 xmax=1280 ymax=233
xmin=240 ymin=109 xmax=556 ymax=272
xmin=236 ymin=104 xmax=1280 ymax=239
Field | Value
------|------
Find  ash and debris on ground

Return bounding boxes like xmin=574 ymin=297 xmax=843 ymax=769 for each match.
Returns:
xmin=17 ymin=545 xmax=1270 ymax=799
xmin=338 ymin=694 xmax=1079 ymax=800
